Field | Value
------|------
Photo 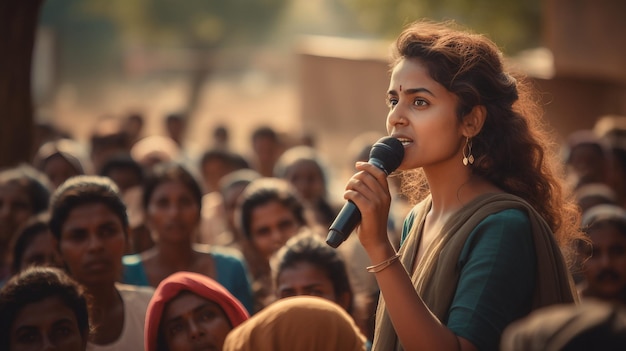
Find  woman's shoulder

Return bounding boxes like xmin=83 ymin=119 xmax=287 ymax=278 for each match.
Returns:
xmin=483 ymin=207 xmax=529 ymax=223
xmin=207 ymin=245 xmax=246 ymax=263
xmin=121 ymin=253 xmax=142 ymax=267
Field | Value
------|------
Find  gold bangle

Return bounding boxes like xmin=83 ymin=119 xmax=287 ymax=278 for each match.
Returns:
xmin=366 ymin=253 xmax=400 ymax=273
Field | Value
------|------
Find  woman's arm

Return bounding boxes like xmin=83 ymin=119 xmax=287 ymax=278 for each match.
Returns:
xmin=345 ymin=162 xmax=476 ymax=351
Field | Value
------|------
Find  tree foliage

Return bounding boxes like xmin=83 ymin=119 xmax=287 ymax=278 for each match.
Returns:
xmin=340 ymin=0 xmax=542 ymax=54
xmin=81 ymin=0 xmax=290 ymax=49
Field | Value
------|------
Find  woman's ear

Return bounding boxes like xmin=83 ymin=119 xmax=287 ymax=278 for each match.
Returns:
xmin=462 ymin=105 xmax=486 ymax=137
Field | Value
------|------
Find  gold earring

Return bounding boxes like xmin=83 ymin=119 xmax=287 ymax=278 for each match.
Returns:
xmin=463 ymin=137 xmax=474 ymax=166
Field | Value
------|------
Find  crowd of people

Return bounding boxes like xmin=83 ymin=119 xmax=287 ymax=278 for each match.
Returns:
xmin=1 ymin=19 xmax=626 ymax=350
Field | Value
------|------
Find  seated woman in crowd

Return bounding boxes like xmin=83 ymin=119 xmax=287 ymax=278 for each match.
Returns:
xmin=273 ymin=145 xmax=339 ymax=230
xmin=49 ymin=175 xmax=154 ymax=350
xmin=145 ymin=271 xmax=250 ymax=351
xmin=0 ymin=266 xmax=90 ymax=351
xmin=121 ymin=162 xmax=253 ymax=313
xmin=273 ymin=232 xmax=354 ymax=316
xmin=235 ymin=177 xmax=313 ymax=312
xmin=272 ymin=232 xmax=374 ymax=347
xmin=0 ymin=165 xmax=51 ymax=282
xmin=9 ymin=212 xmax=63 ymax=276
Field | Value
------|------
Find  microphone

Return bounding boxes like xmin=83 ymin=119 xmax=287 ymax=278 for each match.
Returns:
xmin=326 ymin=136 xmax=404 ymax=248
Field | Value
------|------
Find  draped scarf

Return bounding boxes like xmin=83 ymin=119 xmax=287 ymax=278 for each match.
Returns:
xmin=372 ymin=193 xmax=577 ymax=351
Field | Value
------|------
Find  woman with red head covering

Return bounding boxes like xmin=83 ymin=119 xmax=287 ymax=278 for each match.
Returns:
xmin=145 ymin=271 xmax=250 ymax=351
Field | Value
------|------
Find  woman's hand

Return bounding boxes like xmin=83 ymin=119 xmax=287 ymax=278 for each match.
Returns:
xmin=343 ymin=161 xmax=393 ymax=254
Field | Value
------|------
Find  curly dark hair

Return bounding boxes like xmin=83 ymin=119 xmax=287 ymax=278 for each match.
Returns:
xmin=392 ymin=20 xmax=582 ymax=260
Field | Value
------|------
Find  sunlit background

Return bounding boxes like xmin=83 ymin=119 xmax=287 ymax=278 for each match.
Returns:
xmin=27 ymin=0 xmax=626 ymax=197
xmin=34 ymin=0 xmax=540 ymax=143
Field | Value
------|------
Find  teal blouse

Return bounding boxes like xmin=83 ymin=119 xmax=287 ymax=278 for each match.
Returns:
xmin=401 ymin=209 xmax=537 ymax=351
xmin=121 ymin=248 xmax=254 ymax=314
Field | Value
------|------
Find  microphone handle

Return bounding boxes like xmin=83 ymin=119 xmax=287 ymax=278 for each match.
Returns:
xmin=326 ymin=200 xmax=361 ymax=248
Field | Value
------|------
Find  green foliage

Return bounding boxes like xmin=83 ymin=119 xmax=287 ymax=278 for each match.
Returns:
xmin=79 ymin=0 xmax=290 ymax=48
xmin=340 ymin=0 xmax=542 ymax=54
xmin=38 ymin=0 xmax=290 ymax=93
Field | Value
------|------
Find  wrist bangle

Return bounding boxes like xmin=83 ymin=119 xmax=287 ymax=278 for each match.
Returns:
xmin=366 ymin=253 xmax=400 ymax=273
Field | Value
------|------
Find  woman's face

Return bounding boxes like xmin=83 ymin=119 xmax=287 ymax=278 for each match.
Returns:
xmin=0 ymin=182 xmax=34 ymax=245
xmin=161 ymin=291 xmax=232 ymax=351
xmin=19 ymin=231 xmax=63 ymax=272
xmin=147 ymin=181 xmax=200 ymax=243
xmin=249 ymin=201 xmax=301 ymax=261
xmin=276 ymin=261 xmax=350 ymax=311
xmin=10 ymin=296 xmax=86 ymax=351
xmin=59 ymin=203 xmax=126 ymax=288
xmin=386 ymin=58 xmax=464 ymax=172
xmin=284 ymin=160 xmax=326 ymax=203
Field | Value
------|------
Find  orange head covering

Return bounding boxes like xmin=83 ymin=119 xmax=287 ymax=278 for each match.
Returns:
xmin=145 ymin=271 xmax=250 ymax=351
xmin=223 ymin=296 xmax=366 ymax=351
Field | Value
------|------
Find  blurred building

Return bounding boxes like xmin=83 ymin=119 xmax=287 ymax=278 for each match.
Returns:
xmin=296 ymin=0 xmax=626 ymax=171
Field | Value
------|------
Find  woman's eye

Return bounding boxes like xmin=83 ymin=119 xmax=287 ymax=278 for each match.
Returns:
xmin=414 ymin=98 xmax=428 ymax=107
xmin=66 ymin=231 xmax=87 ymax=242
xmin=16 ymin=330 xmax=40 ymax=343
xmin=386 ymin=97 xmax=398 ymax=107
xmin=52 ymin=325 xmax=73 ymax=340
xmin=200 ymin=310 xmax=217 ymax=321
xmin=168 ymin=323 xmax=184 ymax=336
xmin=155 ymin=198 xmax=169 ymax=208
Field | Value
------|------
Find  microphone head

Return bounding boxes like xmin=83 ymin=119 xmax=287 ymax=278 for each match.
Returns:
xmin=369 ymin=137 xmax=405 ymax=174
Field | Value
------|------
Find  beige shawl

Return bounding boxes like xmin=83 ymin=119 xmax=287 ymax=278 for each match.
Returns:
xmin=372 ymin=193 xmax=577 ymax=351
xmin=223 ymin=296 xmax=367 ymax=351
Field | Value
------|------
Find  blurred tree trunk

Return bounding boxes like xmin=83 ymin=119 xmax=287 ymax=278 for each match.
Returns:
xmin=0 ymin=0 xmax=44 ymax=169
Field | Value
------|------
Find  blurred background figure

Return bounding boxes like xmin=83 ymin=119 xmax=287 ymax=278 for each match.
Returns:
xmin=32 ymin=120 xmax=71 ymax=157
xmin=165 ymin=112 xmax=187 ymax=149
xmin=197 ymin=148 xmax=250 ymax=246
xmin=121 ymin=162 xmax=253 ymax=313
xmin=501 ymin=300 xmax=626 ymax=351
xmin=0 ymin=165 xmax=51 ymax=282
xmin=0 ymin=266 xmax=90 ymax=351
xmin=33 ymin=138 xmax=91 ymax=189
xmin=574 ymin=183 xmax=618 ymax=214
xmin=222 ymin=296 xmax=367 ymax=351
xmin=563 ymin=129 xmax=611 ymax=190
xmin=249 ymin=126 xmax=284 ymax=178
xmin=576 ymin=204 xmax=626 ymax=304
xmin=8 ymin=213 xmax=63 ymax=278
xmin=99 ymin=153 xmax=144 ymax=195
xmin=594 ymin=115 xmax=626 ymax=209
xmin=199 ymin=149 xmax=249 ymax=196
xmin=122 ymin=111 xmax=145 ymax=149
xmin=130 ymin=135 xmax=181 ymax=172
xmin=145 ymin=271 xmax=249 ymax=351
xmin=99 ymin=153 xmax=149 ymax=253
xmin=88 ymin=117 xmax=130 ymax=175
xmin=199 ymin=167 xmax=259 ymax=248
xmin=273 ymin=145 xmax=339 ymax=230
xmin=211 ymin=124 xmax=230 ymax=151
xmin=164 ymin=112 xmax=199 ymax=171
